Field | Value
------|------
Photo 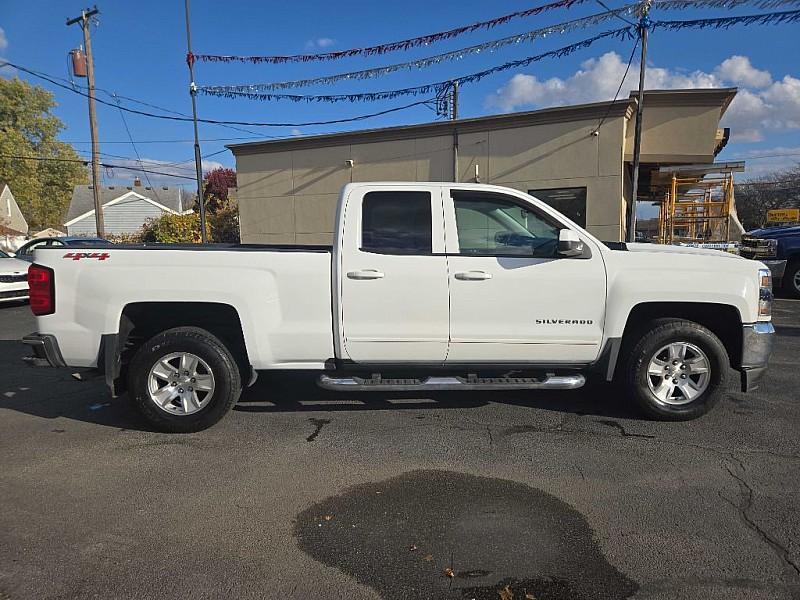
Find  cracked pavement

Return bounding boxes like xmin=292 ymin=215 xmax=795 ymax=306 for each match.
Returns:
xmin=0 ymin=299 xmax=798 ymax=599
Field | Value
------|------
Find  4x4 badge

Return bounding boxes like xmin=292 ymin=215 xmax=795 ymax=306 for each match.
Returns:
xmin=63 ymin=252 xmax=110 ymax=261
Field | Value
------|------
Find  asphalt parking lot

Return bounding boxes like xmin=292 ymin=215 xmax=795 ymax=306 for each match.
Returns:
xmin=0 ymin=300 xmax=798 ymax=600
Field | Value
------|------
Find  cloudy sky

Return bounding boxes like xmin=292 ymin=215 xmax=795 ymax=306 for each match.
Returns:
xmin=2 ymin=0 xmax=798 ymax=185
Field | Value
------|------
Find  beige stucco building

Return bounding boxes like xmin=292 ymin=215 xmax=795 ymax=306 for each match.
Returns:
xmin=229 ymin=88 xmax=736 ymax=244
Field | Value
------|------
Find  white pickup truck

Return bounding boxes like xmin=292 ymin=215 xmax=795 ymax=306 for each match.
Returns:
xmin=23 ymin=182 xmax=775 ymax=432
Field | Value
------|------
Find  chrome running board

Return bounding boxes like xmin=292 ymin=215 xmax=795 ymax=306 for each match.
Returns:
xmin=317 ymin=373 xmax=585 ymax=392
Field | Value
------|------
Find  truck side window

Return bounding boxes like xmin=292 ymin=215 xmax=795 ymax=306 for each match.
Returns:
xmin=361 ymin=191 xmax=432 ymax=254
xmin=453 ymin=194 xmax=560 ymax=258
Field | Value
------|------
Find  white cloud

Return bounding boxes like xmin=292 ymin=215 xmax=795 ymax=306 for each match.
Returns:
xmin=486 ymin=52 xmax=722 ymax=111
xmin=290 ymin=128 xmax=303 ymax=136
xmin=721 ymin=89 xmax=768 ymax=142
xmin=305 ymin=37 xmax=336 ymax=50
xmin=721 ymin=76 xmax=800 ymax=142
xmin=103 ymin=158 xmax=225 ymax=187
xmin=0 ymin=25 xmax=16 ymax=77
xmin=715 ymin=56 xmax=771 ymax=89
xmin=486 ymin=52 xmax=800 ymax=144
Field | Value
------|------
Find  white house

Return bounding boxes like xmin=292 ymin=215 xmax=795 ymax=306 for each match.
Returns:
xmin=0 ymin=183 xmax=30 ymax=251
xmin=64 ymin=180 xmax=192 ymax=236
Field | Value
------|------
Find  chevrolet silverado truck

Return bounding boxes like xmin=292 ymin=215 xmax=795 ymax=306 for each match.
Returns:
xmin=22 ymin=182 xmax=775 ymax=432
xmin=740 ymin=224 xmax=800 ymax=298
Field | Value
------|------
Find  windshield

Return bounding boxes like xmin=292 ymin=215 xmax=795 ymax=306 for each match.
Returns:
xmin=0 ymin=249 xmax=10 ymax=258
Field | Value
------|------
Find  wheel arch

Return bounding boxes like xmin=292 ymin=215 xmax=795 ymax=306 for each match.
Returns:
xmin=111 ymin=302 xmax=251 ymax=396
xmin=606 ymin=301 xmax=743 ymax=381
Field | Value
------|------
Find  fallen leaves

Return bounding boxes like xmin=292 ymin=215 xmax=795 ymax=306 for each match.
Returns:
xmin=444 ymin=567 xmax=455 ymax=578
xmin=409 ymin=544 xmax=418 ymax=552
xmin=498 ymin=585 xmax=514 ymax=600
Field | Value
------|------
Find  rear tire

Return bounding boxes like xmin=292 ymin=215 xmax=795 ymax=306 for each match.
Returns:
xmin=783 ymin=259 xmax=800 ymax=299
xmin=128 ymin=327 xmax=242 ymax=433
xmin=623 ymin=319 xmax=728 ymax=421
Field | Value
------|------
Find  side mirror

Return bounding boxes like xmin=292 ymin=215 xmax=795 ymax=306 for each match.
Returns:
xmin=558 ymin=229 xmax=584 ymax=257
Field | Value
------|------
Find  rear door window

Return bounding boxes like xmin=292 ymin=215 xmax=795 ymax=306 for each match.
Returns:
xmin=361 ymin=191 xmax=432 ymax=254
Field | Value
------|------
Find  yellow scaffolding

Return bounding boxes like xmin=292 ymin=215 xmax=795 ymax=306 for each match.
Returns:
xmin=657 ymin=170 xmax=737 ymax=245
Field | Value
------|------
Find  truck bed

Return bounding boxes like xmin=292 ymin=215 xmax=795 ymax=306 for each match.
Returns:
xmin=31 ymin=244 xmax=336 ymax=370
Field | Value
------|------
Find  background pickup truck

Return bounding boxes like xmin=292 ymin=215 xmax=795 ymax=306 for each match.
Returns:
xmin=740 ymin=224 xmax=800 ymax=298
xmin=23 ymin=182 xmax=775 ymax=432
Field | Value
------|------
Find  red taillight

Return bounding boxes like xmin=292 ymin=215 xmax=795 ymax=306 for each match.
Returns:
xmin=28 ymin=264 xmax=55 ymax=316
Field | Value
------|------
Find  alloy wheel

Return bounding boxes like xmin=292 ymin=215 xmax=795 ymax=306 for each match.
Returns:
xmin=147 ymin=352 xmax=215 ymax=415
xmin=646 ymin=342 xmax=711 ymax=406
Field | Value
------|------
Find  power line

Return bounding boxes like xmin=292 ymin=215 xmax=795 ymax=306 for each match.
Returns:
xmin=2 ymin=60 xmax=436 ymax=127
xmin=595 ymin=0 xmax=637 ymax=25
xmin=593 ymin=34 xmax=639 ymax=132
xmin=73 ymin=149 xmax=200 ymax=174
xmin=156 ymin=148 xmax=230 ymax=170
xmin=98 ymin=90 xmax=262 ymax=137
xmin=737 ymin=180 xmax=800 ymax=185
xmin=65 ymin=136 xmax=270 ymax=144
xmin=43 ymin=61 xmax=267 ymax=138
xmin=0 ymin=154 xmax=197 ymax=180
xmin=727 ymin=152 xmax=800 ymax=160
xmin=112 ymin=94 xmax=162 ymax=201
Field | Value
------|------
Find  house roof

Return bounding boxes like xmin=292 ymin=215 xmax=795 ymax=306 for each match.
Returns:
xmin=65 ymin=185 xmax=185 ymax=223
xmin=0 ymin=223 xmax=27 ymax=236
xmin=33 ymin=228 xmax=65 ymax=238
xmin=228 ymin=88 xmax=738 ymax=156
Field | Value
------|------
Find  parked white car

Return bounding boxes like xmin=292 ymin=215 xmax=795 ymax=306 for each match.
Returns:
xmin=22 ymin=182 xmax=775 ymax=432
xmin=0 ymin=248 xmax=29 ymax=303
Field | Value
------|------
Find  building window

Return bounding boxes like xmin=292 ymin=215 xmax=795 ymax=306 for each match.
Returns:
xmin=453 ymin=193 xmax=560 ymax=258
xmin=361 ymin=191 xmax=432 ymax=254
xmin=529 ymin=187 xmax=587 ymax=227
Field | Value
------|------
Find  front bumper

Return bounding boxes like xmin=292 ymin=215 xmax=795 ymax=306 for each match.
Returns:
xmin=762 ymin=259 xmax=787 ymax=281
xmin=739 ymin=322 xmax=775 ymax=393
xmin=21 ymin=333 xmax=66 ymax=368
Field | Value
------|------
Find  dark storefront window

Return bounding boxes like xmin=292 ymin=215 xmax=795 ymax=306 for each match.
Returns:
xmin=529 ymin=187 xmax=587 ymax=227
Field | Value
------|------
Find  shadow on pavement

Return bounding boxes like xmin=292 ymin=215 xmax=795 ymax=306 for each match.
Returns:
xmin=236 ymin=371 xmax=639 ymax=420
xmin=774 ymin=324 xmax=800 ymax=337
xmin=0 ymin=340 xmax=152 ymax=432
xmin=1 ymin=336 xmax=639 ymax=432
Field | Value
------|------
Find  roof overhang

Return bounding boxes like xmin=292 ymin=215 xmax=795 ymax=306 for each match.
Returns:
xmin=629 ymin=87 xmax=738 ymax=116
xmin=657 ymin=161 xmax=746 ymax=175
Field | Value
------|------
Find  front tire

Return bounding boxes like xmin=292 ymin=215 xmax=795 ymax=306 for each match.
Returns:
xmin=128 ymin=327 xmax=242 ymax=433
xmin=623 ymin=319 xmax=728 ymax=420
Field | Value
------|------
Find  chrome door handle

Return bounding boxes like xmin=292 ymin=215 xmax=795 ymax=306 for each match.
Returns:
xmin=455 ymin=271 xmax=493 ymax=281
xmin=347 ymin=269 xmax=385 ymax=280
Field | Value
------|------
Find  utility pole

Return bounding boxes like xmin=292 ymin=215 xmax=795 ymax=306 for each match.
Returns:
xmin=628 ymin=0 xmax=652 ymax=243
xmin=451 ymin=82 xmax=459 ymax=183
xmin=67 ymin=6 xmax=104 ymax=237
xmin=184 ymin=0 xmax=207 ymax=243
